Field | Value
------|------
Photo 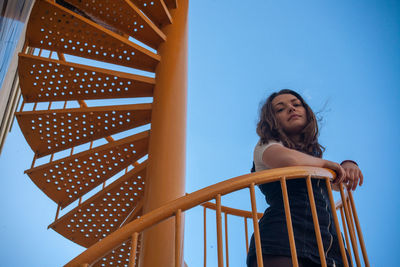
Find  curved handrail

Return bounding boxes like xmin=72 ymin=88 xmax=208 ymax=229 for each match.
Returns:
xmin=65 ymin=166 xmax=335 ymax=266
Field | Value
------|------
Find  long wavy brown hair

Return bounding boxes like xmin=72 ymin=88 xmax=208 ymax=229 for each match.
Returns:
xmin=256 ymin=89 xmax=324 ymax=157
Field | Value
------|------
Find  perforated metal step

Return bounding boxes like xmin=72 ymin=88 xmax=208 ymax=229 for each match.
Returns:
xmin=49 ymin=162 xmax=146 ymax=247
xmin=19 ymin=54 xmax=155 ymax=103
xmin=62 ymin=0 xmax=166 ymax=50
xmin=27 ymin=0 xmax=160 ymax=71
xmin=130 ymin=0 xmax=172 ymax=26
xmin=16 ymin=103 xmax=152 ymax=157
xmin=26 ymin=131 xmax=149 ymax=208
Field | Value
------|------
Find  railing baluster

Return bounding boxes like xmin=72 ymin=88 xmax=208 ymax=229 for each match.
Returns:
xmin=348 ymin=191 xmax=370 ymax=267
xmin=215 ymin=194 xmax=224 ymax=267
xmin=244 ymin=217 xmax=249 ymax=254
xmin=306 ymin=176 xmax=327 ymax=267
xmin=325 ymin=179 xmax=349 ymax=267
xmin=175 ymin=209 xmax=182 ymax=267
xmin=129 ymin=232 xmax=139 ymax=267
xmin=224 ymin=212 xmax=229 ymax=267
xmin=249 ymin=183 xmax=263 ymax=267
xmin=203 ymin=206 xmax=207 ymax=267
xmin=339 ymin=184 xmax=361 ymax=267
xmin=280 ymin=177 xmax=298 ymax=267
xmin=347 ymin=197 xmax=355 ymax=230
xmin=340 ymin=206 xmax=352 ymax=263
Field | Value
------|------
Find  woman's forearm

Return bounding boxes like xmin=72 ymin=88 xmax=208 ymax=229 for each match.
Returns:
xmin=262 ymin=145 xmax=326 ymax=168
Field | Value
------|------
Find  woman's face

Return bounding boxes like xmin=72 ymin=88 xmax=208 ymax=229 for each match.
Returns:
xmin=271 ymin=94 xmax=307 ymax=135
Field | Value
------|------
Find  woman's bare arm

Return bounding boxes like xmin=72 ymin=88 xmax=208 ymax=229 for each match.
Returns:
xmin=262 ymin=144 xmax=346 ymax=184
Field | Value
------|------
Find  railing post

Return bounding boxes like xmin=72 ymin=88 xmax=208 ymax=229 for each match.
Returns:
xmin=249 ymin=183 xmax=264 ymax=267
xmin=244 ymin=217 xmax=249 ymax=253
xmin=280 ymin=177 xmax=298 ymax=267
xmin=340 ymin=207 xmax=353 ymax=264
xmin=129 ymin=232 xmax=139 ymax=267
xmin=348 ymin=190 xmax=370 ymax=267
xmin=203 ymin=206 xmax=207 ymax=267
xmin=339 ymin=184 xmax=361 ymax=267
xmin=216 ymin=194 xmax=224 ymax=267
xmin=175 ymin=209 xmax=183 ymax=267
xmin=305 ymin=176 xmax=327 ymax=267
xmin=325 ymin=179 xmax=349 ymax=267
xmin=224 ymin=212 xmax=229 ymax=267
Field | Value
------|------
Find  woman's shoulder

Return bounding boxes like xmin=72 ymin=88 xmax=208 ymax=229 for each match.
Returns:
xmin=253 ymin=139 xmax=283 ymax=171
xmin=254 ymin=139 xmax=283 ymax=151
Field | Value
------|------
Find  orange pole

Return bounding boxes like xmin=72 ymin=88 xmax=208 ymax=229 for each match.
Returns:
xmin=175 ymin=209 xmax=182 ymax=267
xmin=129 ymin=232 xmax=139 ymax=267
xmin=139 ymin=0 xmax=188 ymax=266
xmin=280 ymin=177 xmax=298 ymax=267
xmin=216 ymin=194 xmax=224 ymax=267
xmin=347 ymin=198 xmax=355 ymax=230
xmin=325 ymin=179 xmax=349 ymax=267
xmin=224 ymin=212 xmax=229 ymax=267
xmin=339 ymin=184 xmax=361 ymax=267
xmin=244 ymin=217 xmax=249 ymax=254
xmin=203 ymin=206 xmax=207 ymax=267
xmin=348 ymin=191 xmax=370 ymax=267
xmin=249 ymin=183 xmax=264 ymax=267
xmin=340 ymin=207 xmax=353 ymax=264
xmin=305 ymin=176 xmax=327 ymax=267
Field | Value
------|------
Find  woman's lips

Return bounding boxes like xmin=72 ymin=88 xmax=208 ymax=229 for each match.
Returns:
xmin=288 ymin=114 xmax=301 ymax=121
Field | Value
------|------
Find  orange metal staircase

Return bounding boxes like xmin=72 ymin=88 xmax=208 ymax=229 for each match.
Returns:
xmin=16 ymin=0 xmax=186 ymax=266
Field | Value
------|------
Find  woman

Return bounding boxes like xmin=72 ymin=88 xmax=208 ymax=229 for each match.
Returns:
xmin=247 ymin=89 xmax=363 ymax=267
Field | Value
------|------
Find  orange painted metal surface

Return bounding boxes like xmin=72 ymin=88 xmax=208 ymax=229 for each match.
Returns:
xmin=26 ymin=0 xmax=160 ymax=71
xmin=130 ymin=0 xmax=172 ymax=26
xmin=280 ymin=177 xmax=299 ymax=267
xmin=63 ymin=167 xmax=348 ymax=267
xmin=326 ymin=179 xmax=350 ymax=267
xmin=16 ymin=103 xmax=152 ymax=157
xmin=250 ymin=183 xmax=264 ymax=267
xmin=62 ymin=0 xmax=166 ymax=49
xmin=306 ymin=176 xmax=327 ymax=267
xmin=18 ymin=54 xmax=155 ymax=103
xmin=49 ymin=162 xmax=146 ymax=247
xmin=201 ymin=201 xmax=263 ymax=219
xmin=215 ymin=194 xmax=224 ymax=267
xmin=26 ymin=131 xmax=149 ymax=208
xmin=139 ymin=0 xmax=188 ymax=265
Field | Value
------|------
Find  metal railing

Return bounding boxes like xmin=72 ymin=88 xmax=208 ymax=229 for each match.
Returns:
xmin=65 ymin=166 xmax=369 ymax=267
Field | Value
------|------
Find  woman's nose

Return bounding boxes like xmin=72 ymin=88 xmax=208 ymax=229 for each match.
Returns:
xmin=288 ymin=105 xmax=295 ymax=113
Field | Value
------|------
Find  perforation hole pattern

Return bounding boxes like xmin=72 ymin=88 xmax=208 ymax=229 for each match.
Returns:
xmin=52 ymin=167 xmax=146 ymax=247
xmin=19 ymin=56 xmax=154 ymax=102
xmin=28 ymin=133 xmax=149 ymax=207
xmin=28 ymin=0 xmax=159 ymax=71
xmin=18 ymin=105 xmax=151 ymax=156
xmin=130 ymin=0 xmax=171 ymax=26
xmin=64 ymin=0 xmax=163 ymax=49
xmin=93 ymin=237 xmax=141 ymax=267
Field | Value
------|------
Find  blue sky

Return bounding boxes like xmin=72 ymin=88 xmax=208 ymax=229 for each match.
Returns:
xmin=1 ymin=0 xmax=399 ymax=266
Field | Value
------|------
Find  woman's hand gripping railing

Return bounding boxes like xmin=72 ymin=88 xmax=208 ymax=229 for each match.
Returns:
xmin=64 ymin=167 xmax=368 ymax=267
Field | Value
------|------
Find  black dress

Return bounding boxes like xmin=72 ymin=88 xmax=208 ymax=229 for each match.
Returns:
xmin=246 ymin=178 xmax=349 ymax=267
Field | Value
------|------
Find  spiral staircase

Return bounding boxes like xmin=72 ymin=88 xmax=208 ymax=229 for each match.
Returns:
xmin=13 ymin=1 xmax=370 ymax=267
xmin=16 ymin=0 xmax=187 ymax=266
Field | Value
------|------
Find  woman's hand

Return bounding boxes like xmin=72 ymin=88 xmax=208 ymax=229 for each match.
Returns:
xmin=341 ymin=161 xmax=364 ymax=191
xmin=322 ymin=160 xmax=346 ymax=185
